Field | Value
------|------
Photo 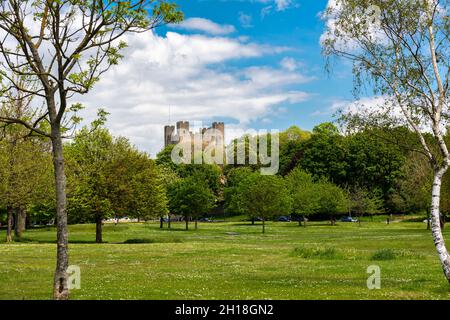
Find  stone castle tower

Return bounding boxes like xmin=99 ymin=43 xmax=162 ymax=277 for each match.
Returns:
xmin=164 ymin=125 xmax=175 ymax=147
xmin=164 ymin=121 xmax=225 ymax=148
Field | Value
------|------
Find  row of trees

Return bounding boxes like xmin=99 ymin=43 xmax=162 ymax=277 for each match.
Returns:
xmin=1 ymin=121 xmax=395 ymax=241
xmin=158 ymin=120 xmax=450 ymax=234
xmin=65 ymin=127 xmax=168 ymax=243
xmin=3 ymin=121 xmax=445 ymax=238
xmin=0 ymin=129 xmax=53 ymax=241
xmin=276 ymin=123 xmax=450 ymax=219
xmin=0 ymin=126 xmax=170 ymax=243
xmin=223 ymin=166 xmax=383 ymax=232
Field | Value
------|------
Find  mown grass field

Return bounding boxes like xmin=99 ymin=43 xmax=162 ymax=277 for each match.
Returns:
xmin=1 ymin=217 xmax=450 ymax=300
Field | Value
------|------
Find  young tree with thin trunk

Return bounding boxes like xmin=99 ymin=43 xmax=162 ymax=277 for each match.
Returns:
xmin=0 ymin=0 xmax=182 ymax=299
xmin=239 ymin=174 xmax=292 ymax=234
xmin=168 ymin=175 xmax=216 ymax=231
xmin=347 ymin=186 xmax=384 ymax=224
xmin=322 ymin=0 xmax=449 ymax=281
xmin=157 ymin=164 xmax=181 ymax=229
xmin=285 ymin=168 xmax=319 ymax=227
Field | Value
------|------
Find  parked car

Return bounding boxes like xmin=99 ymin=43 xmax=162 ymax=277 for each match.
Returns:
xmin=293 ymin=216 xmax=308 ymax=222
xmin=199 ymin=217 xmax=212 ymax=222
xmin=247 ymin=217 xmax=263 ymax=222
xmin=340 ymin=216 xmax=358 ymax=222
xmin=277 ymin=216 xmax=291 ymax=222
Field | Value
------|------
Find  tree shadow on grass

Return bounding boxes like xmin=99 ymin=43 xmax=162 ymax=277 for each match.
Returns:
xmin=121 ymin=238 xmax=183 ymax=244
xmin=9 ymin=237 xmax=105 ymax=244
xmin=155 ymin=228 xmax=191 ymax=232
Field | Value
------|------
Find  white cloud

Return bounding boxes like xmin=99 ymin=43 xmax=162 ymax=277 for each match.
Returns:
xmin=330 ymin=97 xmax=389 ymax=115
xmin=316 ymin=96 xmax=406 ymax=125
xmin=243 ymin=65 xmax=313 ymax=87
xmin=261 ymin=6 xmax=273 ymax=18
xmin=77 ymin=31 xmax=312 ymax=156
xmin=260 ymin=0 xmax=297 ymax=17
xmin=174 ymin=18 xmax=236 ymax=35
xmin=239 ymin=12 xmax=254 ymax=28
xmin=275 ymin=0 xmax=293 ymax=11
xmin=280 ymin=57 xmax=301 ymax=71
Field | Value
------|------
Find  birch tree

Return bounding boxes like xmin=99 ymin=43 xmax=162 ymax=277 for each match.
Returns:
xmin=0 ymin=0 xmax=183 ymax=299
xmin=322 ymin=0 xmax=449 ymax=281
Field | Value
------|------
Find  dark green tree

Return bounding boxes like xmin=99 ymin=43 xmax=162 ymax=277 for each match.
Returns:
xmin=66 ymin=127 xmax=168 ymax=242
xmin=316 ymin=179 xmax=348 ymax=225
xmin=168 ymin=175 xmax=216 ymax=230
xmin=285 ymin=168 xmax=319 ymax=226
xmin=345 ymin=129 xmax=406 ymax=211
xmin=299 ymin=123 xmax=349 ymax=185
xmin=286 ymin=168 xmax=347 ymax=226
xmin=278 ymin=126 xmax=311 ymax=176
xmin=239 ymin=175 xmax=292 ymax=233
xmin=224 ymin=167 xmax=256 ymax=217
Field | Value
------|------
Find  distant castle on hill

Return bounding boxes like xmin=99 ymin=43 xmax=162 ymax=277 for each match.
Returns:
xmin=164 ymin=121 xmax=225 ymax=148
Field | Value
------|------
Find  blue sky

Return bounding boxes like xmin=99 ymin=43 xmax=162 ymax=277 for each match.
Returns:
xmin=159 ymin=0 xmax=355 ymax=131
xmin=80 ymin=0 xmax=358 ymax=155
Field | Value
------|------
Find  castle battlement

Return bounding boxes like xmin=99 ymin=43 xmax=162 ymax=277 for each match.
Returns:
xmin=164 ymin=121 xmax=225 ymax=148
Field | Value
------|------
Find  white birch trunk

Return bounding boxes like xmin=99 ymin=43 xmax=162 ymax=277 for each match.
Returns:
xmin=431 ymin=169 xmax=450 ymax=282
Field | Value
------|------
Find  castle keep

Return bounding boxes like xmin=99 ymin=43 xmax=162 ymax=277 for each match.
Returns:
xmin=164 ymin=121 xmax=225 ymax=148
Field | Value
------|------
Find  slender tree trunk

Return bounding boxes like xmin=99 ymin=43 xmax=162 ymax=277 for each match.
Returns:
xmin=185 ymin=216 xmax=189 ymax=230
xmin=430 ymin=171 xmax=450 ymax=282
xmin=427 ymin=207 xmax=431 ymax=230
xmin=160 ymin=216 xmax=164 ymax=229
xmin=26 ymin=212 xmax=31 ymax=229
xmin=168 ymin=215 xmax=171 ymax=229
xmin=51 ymin=125 xmax=69 ymax=300
xmin=95 ymin=215 xmax=103 ymax=244
xmin=251 ymin=217 xmax=255 ymax=225
xmin=14 ymin=207 xmax=26 ymax=238
xmin=14 ymin=210 xmax=19 ymax=238
xmin=262 ymin=218 xmax=265 ymax=234
xmin=6 ymin=206 xmax=14 ymax=242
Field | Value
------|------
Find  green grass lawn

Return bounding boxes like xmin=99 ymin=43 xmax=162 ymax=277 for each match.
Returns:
xmin=1 ymin=218 xmax=450 ymax=300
